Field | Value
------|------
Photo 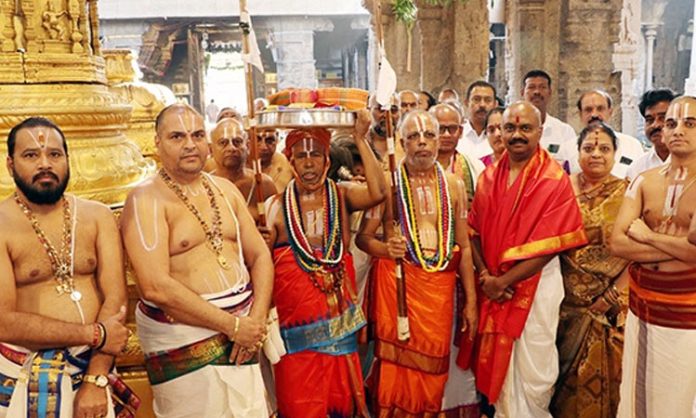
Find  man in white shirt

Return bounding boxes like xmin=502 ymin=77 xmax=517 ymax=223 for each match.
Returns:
xmin=576 ymin=89 xmax=646 ymax=178
xmin=456 ymin=80 xmax=497 ymax=160
xmin=626 ymin=89 xmax=676 ymax=181
xmin=522 ymin=70 xmax=577 ymax=172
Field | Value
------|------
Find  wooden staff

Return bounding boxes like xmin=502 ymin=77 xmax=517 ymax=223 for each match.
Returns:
xmin=373 ymin=0 xmax=409 ymax=341
xmin=239 ymin=0 xmax=266 ymax=226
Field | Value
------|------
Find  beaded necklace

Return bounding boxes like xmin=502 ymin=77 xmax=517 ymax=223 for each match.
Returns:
xmin=396 ymin=162 xmax=454 ymax=272
xmin=15 ymin=193 xmax=81 ymax=301
xmin=283 ymin=179 xmax=344 ymax=293
xmin=159 ymin=168 xmax=231 ymax=269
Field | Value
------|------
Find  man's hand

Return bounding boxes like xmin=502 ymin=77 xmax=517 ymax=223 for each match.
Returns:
xmin=480 ymin=272 xmax=513 ymax=302
xmin=257 ymin=225 xmax=273 ymax=248
xmin=353 ymin=109 xmax=371 ymax=141
xmin=386 ymin=235 xmax=407 ymax=259
xmin=461 ymin=302 xmax=478 ymax=341
xmin=229 ymin=316 xmax=266 ymax=348
xmin=99 ymin=306 xmax=128 ymax=356
xmin=74 ymin=382 xmax=108 ymax=418
xmin=627 ymin=218 xmax=654 ymax=244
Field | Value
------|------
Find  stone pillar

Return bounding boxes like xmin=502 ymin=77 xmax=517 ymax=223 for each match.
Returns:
xmin=685 ymin=0 xmax=696 ymax=95
xmin=365 ymin=0 xmax=487 ymax=95
xmin=506 ymin=0 xmax=634 ymax=131
xmin=643 ymin=23 xmax=659 ymax=91
xmin=266 ymin=17 xmax=334 ymax=89
xmin=612 ymin=0 xmax=642 ymax=136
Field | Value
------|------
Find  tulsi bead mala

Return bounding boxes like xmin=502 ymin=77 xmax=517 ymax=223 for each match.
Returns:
xmin=396 ymin=162 xmax=455 ymax=272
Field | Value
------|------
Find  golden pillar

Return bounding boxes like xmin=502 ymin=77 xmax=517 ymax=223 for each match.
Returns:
xmin=0 ymin=0 xmax=155 ymax=204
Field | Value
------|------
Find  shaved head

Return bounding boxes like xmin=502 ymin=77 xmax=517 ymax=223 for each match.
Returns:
xmin=155 ymin=103 xmax=203 ymax=135
xmin=429 ymin=103 xmax=463 ymax=124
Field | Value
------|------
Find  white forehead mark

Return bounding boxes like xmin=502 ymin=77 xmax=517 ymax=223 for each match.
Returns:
xmin=176 ymin=113 xmax=193 ymax=134
xmin=683 ymin=102 xmax=691 ymax=120
xmin=302 ymin=137 xmax=316 ymax=153
xmin=414 ymin=115 xmax=426 ymax=134
xmin=223 ymin=125 xmax=229 ymax=142
xmin=26 ymin=129 xmax=43 ymax=148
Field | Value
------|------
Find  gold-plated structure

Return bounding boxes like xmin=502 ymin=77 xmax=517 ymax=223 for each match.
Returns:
xmin=104 ymin=49 xmax=176 ymax=161
xmin=0 ymin=0 xmax=155 ymax=205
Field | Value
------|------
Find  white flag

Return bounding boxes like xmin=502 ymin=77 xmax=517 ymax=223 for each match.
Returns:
xmin=375 ymin=47 xmax=397 ymax=107
xmin=240 ymin=11 xmax=264 ymax=73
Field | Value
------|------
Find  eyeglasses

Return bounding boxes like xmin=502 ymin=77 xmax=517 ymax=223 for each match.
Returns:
xmin=439 ymin=125 xmax=461 ymax=135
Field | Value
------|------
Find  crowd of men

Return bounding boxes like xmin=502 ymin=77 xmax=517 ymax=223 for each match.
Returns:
xmin=0 ymin=67 xmax=695 ymax=418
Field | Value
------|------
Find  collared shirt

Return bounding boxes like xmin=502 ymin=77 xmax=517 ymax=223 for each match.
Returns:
xmin=611 ymin=132 xmax=646 ymax=179
xmin=456 ymin=121 xmax=493 ymax=161
xmin=540 ymin=114 xmax=577 ymax=173
xmin=626 ymin=147 xmax=670 ymax=181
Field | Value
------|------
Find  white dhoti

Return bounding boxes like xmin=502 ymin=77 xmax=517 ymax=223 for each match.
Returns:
xmin=494 ymin=257 xmax=563 ymax=418
xmin=0 ymin=344 xmax=115 ymax=418
xmin=440 ymin=287 xmax=479 ymax=415
xmin=136 ymin=285 xmax=268 ymax=418
xmin=617 ymin=311 xmax=696 ymax=418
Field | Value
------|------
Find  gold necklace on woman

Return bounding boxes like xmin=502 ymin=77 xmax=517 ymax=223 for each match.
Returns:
xmin=159 ymin=168 xmax=231 ymax=270
xmin=14 ymin=193 xmax=82 ymax=302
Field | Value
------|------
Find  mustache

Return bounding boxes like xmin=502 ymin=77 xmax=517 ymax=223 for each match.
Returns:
xmin=589 ymin=116 xmax=603 ymax=123
xmin=508 ymin=138 xmax=528 ymax=146
xmin=32 ymin=171 xmax=59 ymax=182
xmin=648 ymin=127 xmax=662 ymax=137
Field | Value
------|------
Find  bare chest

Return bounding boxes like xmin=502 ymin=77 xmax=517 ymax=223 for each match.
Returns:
xmin=166 ymin=196 xmax=239 ymax=255
xmin=642 ymin=180 xmax=696 ymax=235
xmin=11 ymin=222 xmax=98 ymax=286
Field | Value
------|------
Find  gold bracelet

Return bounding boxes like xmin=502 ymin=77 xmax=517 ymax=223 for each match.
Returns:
xmin=231 ymin=316 xmax=240 ymax=341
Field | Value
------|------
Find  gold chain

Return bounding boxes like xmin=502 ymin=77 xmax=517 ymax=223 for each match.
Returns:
xmin=14 ymin=193 xmax=76 ymax=296
xmin=158 ymin=169 xmax=231 ymax=269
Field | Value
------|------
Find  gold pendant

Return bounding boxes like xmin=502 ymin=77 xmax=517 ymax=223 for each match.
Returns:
xmin=217 ymin=254 xmax=232 ymax=270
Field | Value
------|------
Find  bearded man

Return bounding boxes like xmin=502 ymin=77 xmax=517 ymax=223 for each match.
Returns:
xmin=0 ymin=117 xmax=129 ymax=418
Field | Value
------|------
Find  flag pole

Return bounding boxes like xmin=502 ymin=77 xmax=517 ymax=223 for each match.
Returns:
xmin=239 ymin=0 xmax=267 ymax=226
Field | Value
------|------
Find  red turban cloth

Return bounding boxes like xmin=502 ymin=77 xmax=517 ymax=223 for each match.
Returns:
xmin=283 ymin=128 xmax=331 ymax=159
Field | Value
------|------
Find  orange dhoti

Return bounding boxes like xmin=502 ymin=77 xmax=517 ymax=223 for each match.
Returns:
xmin=272 ymin=246 xmax=368 ymax=418
xmin=370 ymin=255 xmax=458 ymax=417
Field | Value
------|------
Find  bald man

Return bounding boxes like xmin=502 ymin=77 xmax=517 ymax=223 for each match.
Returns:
xmin=121 ymin=104 xmax=273 ymax=417
xmin=431 ymin=102 xmax=484 ymax=203
xmin=468 ymin=101 xmax=587 ymax=417
xmin=397 ymin=90 xmax=419 ymax=120
xmin=610 ymin=96 xmax=696 ymax=418
xmin=210 ymin=118 xmax=277 ymax=223
xmin=357 ymin=110 xmax=478 ymax=417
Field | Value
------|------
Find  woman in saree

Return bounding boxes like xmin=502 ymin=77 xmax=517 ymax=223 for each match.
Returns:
xmin=551 ymin=120 xmax=630 ymax=418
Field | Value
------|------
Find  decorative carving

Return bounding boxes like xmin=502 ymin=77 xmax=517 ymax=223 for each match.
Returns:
xmin=67 ymin=0 xmax=83 ymax=53
xmin=87 ymin=0 xmax=100 ymax=54
xmin=1 ymin=0 xmax=17 ymax=51
xmin=41 ymin=0 xmax=68 ymax=40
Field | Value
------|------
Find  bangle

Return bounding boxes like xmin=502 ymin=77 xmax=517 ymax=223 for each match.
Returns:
xmin=90 ymin=323 xmax=100 ymax=348
xmin=231 ymin=316 xmax=240 ymax=341
xmin=95 ymin=323 xmax=107 ymax=351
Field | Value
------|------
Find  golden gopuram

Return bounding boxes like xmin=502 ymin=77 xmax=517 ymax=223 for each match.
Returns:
xmin=0 ymin=1 xmax=171 ymax=417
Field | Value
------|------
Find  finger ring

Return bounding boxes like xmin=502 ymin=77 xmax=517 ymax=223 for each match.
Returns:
xmin=256 ymin=341 xmax=263 ymax=349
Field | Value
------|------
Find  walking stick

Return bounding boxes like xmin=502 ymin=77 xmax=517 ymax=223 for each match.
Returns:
xmin=239 ymin=0 xmax=267 ymax=227
xmin=384 ymin=107 xmax=410 ymax=342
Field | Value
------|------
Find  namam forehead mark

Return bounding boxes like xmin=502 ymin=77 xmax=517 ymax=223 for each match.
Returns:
xmin=23 ymin=126 xmax=62 ymax=150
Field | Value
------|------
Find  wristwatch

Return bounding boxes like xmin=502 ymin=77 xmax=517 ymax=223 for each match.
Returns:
xmin=83 ymin=374 xmax=109 ymax=388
